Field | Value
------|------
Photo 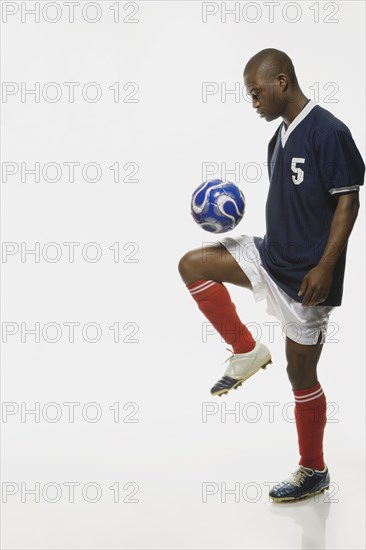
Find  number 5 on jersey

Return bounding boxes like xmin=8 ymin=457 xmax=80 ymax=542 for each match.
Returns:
xmin=291 ymin=157 xmax=305 ymax=185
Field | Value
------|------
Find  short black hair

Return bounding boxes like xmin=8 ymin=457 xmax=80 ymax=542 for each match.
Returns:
xmin=244 ymin=48 xmax=298 ymax=86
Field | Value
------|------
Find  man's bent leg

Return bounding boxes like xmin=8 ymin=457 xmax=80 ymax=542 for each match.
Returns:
xmin=178 ymin=243 xmax=271 ymax=395
xmin=178 ymin=243 xmax=254 ymax=354
xmin=178 ymin=243 xmax=251 ymax=288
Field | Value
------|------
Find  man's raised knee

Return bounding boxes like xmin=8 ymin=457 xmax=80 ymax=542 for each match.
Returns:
xmin=178 ymin=250 xmax=200 ymax=283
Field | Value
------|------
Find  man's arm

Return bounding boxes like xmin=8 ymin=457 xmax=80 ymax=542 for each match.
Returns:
xmin=298 ymin=192 xmax=360 ymax=307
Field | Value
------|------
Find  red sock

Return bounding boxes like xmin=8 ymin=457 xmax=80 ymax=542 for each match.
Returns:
xmin=187 ymin=279 xmax=255 ymax=353
xmin=293 ymin=383 xmax=327 ymax=471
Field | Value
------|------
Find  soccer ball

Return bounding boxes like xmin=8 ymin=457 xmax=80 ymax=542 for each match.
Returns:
xmin=191 ymin=179 xmax=245 ymax=233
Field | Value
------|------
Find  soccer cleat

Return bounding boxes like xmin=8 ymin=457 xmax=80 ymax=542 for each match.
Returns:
xmin=269 ymin=465 xmax=330 ymax=502
xmin=210 ymin=342 xmax=272 ymax=396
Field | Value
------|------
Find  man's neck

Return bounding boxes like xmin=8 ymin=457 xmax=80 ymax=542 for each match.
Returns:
xmin=282 ymin=95 xmax=310 ymax=129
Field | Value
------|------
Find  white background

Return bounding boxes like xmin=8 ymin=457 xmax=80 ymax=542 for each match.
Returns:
xmin=1 ymin=1 xmax=365 ymax=549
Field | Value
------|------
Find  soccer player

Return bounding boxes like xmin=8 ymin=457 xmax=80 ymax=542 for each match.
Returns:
xmin=178 ymin=48 xmax=365 ymax=502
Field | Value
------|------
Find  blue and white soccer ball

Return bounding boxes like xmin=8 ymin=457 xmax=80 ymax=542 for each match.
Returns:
xmin=191 ymin=179 xmax=246 ymax=233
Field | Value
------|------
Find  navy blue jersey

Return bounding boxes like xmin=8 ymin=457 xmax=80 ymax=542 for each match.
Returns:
xmin=255 ymin=100 xmax=365 ymax=306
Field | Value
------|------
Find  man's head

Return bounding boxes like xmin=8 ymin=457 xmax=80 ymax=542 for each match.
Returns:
xmin=243 ymin=48 xmax=300 ymax=122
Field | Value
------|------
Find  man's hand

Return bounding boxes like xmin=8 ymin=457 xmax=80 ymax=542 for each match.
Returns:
xmin=298 ymin=265 xmax=334 ymax=306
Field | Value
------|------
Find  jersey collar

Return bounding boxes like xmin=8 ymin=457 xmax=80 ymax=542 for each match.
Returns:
xmin=280 ymin=100 xmax=316 ymax=147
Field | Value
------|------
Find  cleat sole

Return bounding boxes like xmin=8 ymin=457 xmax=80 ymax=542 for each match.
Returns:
xmin=261 ymin=359 xmax=272 ymax=370
xmin=270 ymin=485 xmax=330 ymax=503
xmin=211 ymin=357 xmax=272 ymax=396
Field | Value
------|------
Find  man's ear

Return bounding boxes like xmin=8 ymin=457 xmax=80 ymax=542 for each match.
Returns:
xmin=277 ymin=74 xmax=288 ymax=92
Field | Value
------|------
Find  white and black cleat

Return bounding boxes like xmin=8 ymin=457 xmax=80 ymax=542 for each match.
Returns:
xmin=210 ymin=342 xmax=272 ymax=396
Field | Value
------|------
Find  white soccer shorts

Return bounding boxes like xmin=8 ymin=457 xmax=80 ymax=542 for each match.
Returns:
xmin=217 ymin=234 xmax=334 ymax=346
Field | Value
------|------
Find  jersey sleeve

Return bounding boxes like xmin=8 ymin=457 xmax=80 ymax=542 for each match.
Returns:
xmin=317 ymin=128 xmax=365 ymax=195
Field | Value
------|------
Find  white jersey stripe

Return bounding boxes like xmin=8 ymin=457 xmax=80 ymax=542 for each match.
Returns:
xmin=329 ymin=185 xmax=360 ymax=195
xmin=280 ymin=100 xmax=316 ymax=148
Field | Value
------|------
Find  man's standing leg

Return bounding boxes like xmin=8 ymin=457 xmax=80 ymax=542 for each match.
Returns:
xmin=269 ymin=334 xmax=330 ymax=501
xmin=286 ymin=336 xmax=327 ymax=471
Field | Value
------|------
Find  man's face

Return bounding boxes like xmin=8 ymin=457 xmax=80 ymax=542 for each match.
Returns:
xmin=244 ymin=69 xmax=285 ymax=122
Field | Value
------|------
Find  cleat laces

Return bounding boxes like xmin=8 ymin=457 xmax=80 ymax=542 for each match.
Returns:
xmin=223 ymin=348 xmax=234 ymax=364
xmin=289 ymin=467 xmax=313 ymax=487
